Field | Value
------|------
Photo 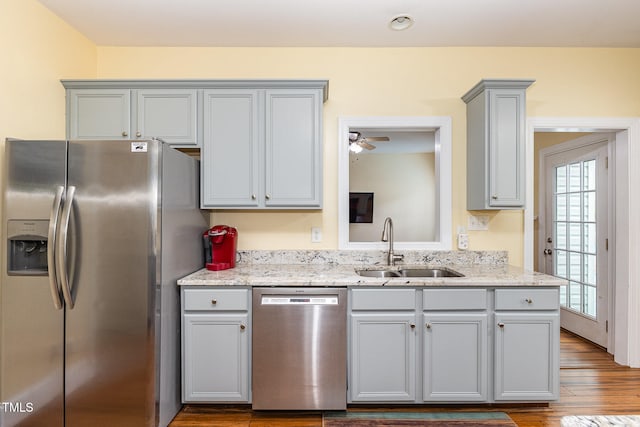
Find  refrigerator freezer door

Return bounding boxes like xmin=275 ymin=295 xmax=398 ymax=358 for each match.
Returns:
xmin=1 ymin=140 xmax=67 ymax=427
xmin=64 ymin=140 xmax=160 ymax=427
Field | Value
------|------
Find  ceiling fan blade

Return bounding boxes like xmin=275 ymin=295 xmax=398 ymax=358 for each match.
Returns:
xmin=359 ymin=141 xmax=376 ymax=150
xmin=363 ymin=136 xmax=390 ymax=142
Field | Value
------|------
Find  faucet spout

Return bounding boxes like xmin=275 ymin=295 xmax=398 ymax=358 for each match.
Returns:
xmin=381 ymin=217 xmax=404 ymax=266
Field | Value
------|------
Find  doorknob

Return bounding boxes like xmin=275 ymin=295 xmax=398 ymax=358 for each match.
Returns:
xmin=543 ymin=249 xmax=553 ymax=255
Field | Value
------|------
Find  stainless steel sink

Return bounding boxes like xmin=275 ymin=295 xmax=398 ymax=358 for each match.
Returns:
xmin=356 ymin=270 xmax=402 ymax=278
xmin=399 ymin=267 xmax=464 ymax=277
xmin=356 ymin=267 xmax=464 ymax=278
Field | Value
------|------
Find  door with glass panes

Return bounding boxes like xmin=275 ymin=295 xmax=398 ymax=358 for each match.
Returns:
xmin=543 ymin=138 xmax=609 ymax=347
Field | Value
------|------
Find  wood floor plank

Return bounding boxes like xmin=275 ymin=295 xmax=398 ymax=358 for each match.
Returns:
xmin=169 ymin=330 xmax=640 ymax=427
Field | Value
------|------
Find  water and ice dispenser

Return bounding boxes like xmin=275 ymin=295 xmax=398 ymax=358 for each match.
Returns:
xmin=7 ymin=220 xmax=49 ymax=275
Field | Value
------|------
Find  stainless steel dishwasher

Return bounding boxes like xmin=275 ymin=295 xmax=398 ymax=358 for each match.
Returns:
xmin=252 ymin=287 xmax=347 ymax=410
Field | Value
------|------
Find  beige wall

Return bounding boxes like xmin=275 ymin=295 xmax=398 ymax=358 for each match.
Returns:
xmin=93 ymin=47 xmax=640 ymax=266
xmin=0 ymin=0 xmax=96 ymax=142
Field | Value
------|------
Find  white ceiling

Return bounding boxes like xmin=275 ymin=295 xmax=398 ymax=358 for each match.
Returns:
xmin=37 ymin=0 xmax=640 ymax=47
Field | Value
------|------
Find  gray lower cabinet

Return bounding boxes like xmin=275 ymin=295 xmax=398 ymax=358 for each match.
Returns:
xmin=349 ymin=289 xmax=417 ymax=402
xmin=201 ymin=87 xmax=323 ymax=209
xmin=181 ymin=288 xmax=250 ymax=403
xmin=494 ymin=288 xmax=560 ymax=401
xmin=65 ymin=87 xmax=200 ymax=147
xmin=422 ymin=288 xmax=488 ymax=402
xmin=349 ymin=287 xmax=558 ymax=404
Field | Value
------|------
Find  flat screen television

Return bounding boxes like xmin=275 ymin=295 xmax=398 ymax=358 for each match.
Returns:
xmin=349 ymin=192 xmax=374 ymax=223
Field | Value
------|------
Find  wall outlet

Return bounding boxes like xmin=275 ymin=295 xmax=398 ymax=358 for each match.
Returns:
xmin=457 ymin=233 xmax=469 ymax=250
xmin=468 ymin=214 xmax=490 ymax=231
xmin=311 ymin=227 xmax=322 ymax=243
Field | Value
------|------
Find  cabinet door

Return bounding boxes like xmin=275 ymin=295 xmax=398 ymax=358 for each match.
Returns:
xmin=423 ymin=313 xmax=488 ymax=402
xmin=68 ymin=89 xmax=130 ymax=139
xmin=264 ymin=89 xmax=322 ymax=207
xmin=494 ymin=312 xmax=560 ymax=401
xmin=488 ymin=89 xmax=525 ymax=207
xmin=350 ymin=313 xmax=416 ymax=402
xmin=202 ymin=89 xmax=261 ymax=208
xmin=136 ymin=89 xmax=199 ymax=146
xmin=183 ymin=313 xmax=249 ymax=402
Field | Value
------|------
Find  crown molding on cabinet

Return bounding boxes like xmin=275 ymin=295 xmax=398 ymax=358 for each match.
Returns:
xmin=61 ymin=79 xmax=329 ymax=102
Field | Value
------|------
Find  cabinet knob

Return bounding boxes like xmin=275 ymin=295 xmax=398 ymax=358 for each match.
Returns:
xmin=122 ymin=131 xmax=128 ymax=137
xmin=410 ymin=323 xmax=416 ymax=329
xmin=498 ymin=323 xmax=505 ymax=328
xmin=425 ymin=323 xmax=432 ymax=329
xmin=251 ymin=194 xmax=256 ymax=200
xmin=265 ymin=194 xmax=271 ymax=200
xmin=525 ymin=298 xmax=533 ymax=304
xmin=136 ymin=131 xmax=142 ymax=137
xmin=240 ymin=324 xmax=246 ymax=330
xmin=211 ymin=299 xmax=217 ymax=305
xmin=491 ymin=195 xmax=498 ymax=200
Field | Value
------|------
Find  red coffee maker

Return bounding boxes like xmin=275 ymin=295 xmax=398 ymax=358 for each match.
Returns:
xmin=203 ymin=225 xmax=238 ymax=271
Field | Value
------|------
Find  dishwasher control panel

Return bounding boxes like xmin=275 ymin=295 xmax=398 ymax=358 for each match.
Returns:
xmin=261 ymin=296 xmax=339 ymax=305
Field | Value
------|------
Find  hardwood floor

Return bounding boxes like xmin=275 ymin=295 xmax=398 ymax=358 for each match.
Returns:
xmin=170 ymin=330 xmax=640 ymax=426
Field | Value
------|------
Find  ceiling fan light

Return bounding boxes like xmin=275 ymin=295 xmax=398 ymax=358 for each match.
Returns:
xmin=389 ymin=15 xmax=413 ymax=31
xmin=349 ymin=142 xmax=363 ymax=153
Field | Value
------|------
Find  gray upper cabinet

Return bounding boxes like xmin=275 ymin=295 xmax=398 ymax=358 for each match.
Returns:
xmin=202 ymin=89 xmax=261 ymax=208
xmin=67 ymin=88 xmax=131 ymax=140
xmin=64 ymin=83 xmax=200 ymax=147
xmin=462 ymin=79 xmax=534 ymax=210
xmin=201 ymin=84 xmax=326 ymax=209
xmin=62 ymin=80 xmax=328 ymax=180
xmin=135 ymin=89 xmax=199 ymax=146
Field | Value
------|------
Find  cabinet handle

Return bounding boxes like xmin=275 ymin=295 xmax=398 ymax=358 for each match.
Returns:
xmin=122 ymin=131 xmax=128 ymax=137
xmin=525 ymin=298 xmax=533 ymax=304
xmin=211 ymin=299 xmax=217 ymax=305
xmin=410 ymin=323 xmax=416 ymax=329
xmin=498 ymin=323 xmax=505 ymax=328
xmin=425 ymin=323 xmax=432 ymax=329
xmin=240 ymin=324 xmax=246 ymax=330
xmin=136 ymin=131 xmax=142 ymax=137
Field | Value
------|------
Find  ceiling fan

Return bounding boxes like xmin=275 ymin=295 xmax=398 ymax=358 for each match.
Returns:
xmin=348 ymin=131 xmax=390 ymax=153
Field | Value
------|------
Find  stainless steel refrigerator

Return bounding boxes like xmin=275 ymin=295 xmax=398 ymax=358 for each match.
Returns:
xmin=1 ymin=139 xmax=208 ymax=427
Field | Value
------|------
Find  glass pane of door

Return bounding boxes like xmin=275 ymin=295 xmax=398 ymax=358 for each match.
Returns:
xmin=553 ymin=159 xmax=597 ymax=318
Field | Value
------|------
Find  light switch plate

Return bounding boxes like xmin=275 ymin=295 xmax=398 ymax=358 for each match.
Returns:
xmin=311 ymin=227 xmax=322 ymax=243
xmin=468 ymin=214 xmax=490 ymax=231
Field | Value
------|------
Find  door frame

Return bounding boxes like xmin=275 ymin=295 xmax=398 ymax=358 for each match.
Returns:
xmin=538 ymin=134 xmax=612 ymax=348
xmin=525 ymin=117 xmax=640 ymax=368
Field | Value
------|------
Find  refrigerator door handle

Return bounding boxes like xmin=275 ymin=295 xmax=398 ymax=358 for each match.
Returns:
xmin=58 ymin=185 xmax=76 ymax=309
xmin=47 ymin=186 xmax=65 ymax=310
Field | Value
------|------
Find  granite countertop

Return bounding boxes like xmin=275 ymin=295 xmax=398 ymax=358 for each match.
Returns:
xmin=177 ymin=263 xmax=566 ymax=288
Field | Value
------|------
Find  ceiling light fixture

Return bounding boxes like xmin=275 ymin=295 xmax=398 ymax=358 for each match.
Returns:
xmin=389 ymin=15 xmax=413 ymax=31
xmin=349 ymin=141 xmax=363 ymax=153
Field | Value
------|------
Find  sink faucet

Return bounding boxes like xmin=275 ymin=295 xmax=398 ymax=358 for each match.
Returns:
xmin=381 ymin=217 xmax=404 ymax=266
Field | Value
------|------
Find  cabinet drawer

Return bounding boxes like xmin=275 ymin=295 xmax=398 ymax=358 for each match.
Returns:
xmin=495 ymin=288 xmax=559 ymax=310
xmin=423 ymin=289 xmax=487 ymax=310
xmin=351 ymin=289 xmax=416 ymax=310
xmin=183 ymin=288 xmax=249 ymax=311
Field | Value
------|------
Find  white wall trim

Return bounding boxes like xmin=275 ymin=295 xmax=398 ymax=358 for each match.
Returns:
xmin=337 ymin=116 xmax=452 ymax=251
xmin=526 ymin=117 xmax=640 ymax=368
